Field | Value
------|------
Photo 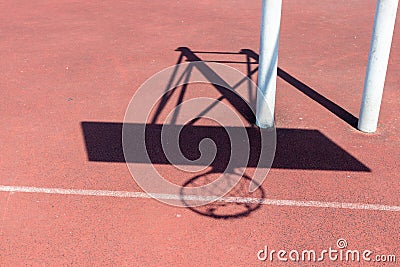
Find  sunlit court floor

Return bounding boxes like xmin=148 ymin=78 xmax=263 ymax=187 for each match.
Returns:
xmin=1 ymin=0 xmax=399 ymax=265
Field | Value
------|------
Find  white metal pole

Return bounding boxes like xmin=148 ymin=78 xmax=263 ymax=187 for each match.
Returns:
xmin=358 ymin=0 xmax=399 ymax=133
xmin=256 ymin=0 xmax=282 ymax=128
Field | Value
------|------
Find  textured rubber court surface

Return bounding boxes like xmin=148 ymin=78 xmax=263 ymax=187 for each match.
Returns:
xmin=0 ymin=0 xmax=399 ymax=265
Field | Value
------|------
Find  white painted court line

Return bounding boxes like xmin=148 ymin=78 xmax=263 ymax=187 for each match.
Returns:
xmin=0 ymin=185 xmax=399 ymax=212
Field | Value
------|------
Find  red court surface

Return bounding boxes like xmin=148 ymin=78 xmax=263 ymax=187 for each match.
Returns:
xmin=1 ymin=0 xmax=399 ymax=265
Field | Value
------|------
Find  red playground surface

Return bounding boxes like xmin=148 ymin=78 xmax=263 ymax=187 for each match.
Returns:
xmin=0 ymin=0 xmax=399 ymax=265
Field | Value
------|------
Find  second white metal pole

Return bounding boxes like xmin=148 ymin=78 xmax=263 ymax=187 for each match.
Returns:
xmin=358 ymin=0 xmax=399 ymax=133
xmin=256 ymin=0 xmax=282 ymax=128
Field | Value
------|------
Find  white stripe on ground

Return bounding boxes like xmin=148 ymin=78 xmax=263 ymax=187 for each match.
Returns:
xmin=0 ymin=185 xmax=399 ymax=212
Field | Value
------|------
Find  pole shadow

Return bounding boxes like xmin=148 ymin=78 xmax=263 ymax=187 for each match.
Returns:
xmin=180 ymin=47 xmax=359 ymax=128
xmin=239 ymin=48 xmax=359 ymax=128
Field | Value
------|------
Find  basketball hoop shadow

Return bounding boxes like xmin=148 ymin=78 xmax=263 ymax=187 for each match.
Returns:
xmin=180 ymin=171 xmax=265 ymax=219
xmin=81 ymin=47 xmax=370 ymax=219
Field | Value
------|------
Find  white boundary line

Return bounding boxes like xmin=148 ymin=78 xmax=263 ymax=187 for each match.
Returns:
xmin=0 ymin=185 xmax=399 ymax=212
